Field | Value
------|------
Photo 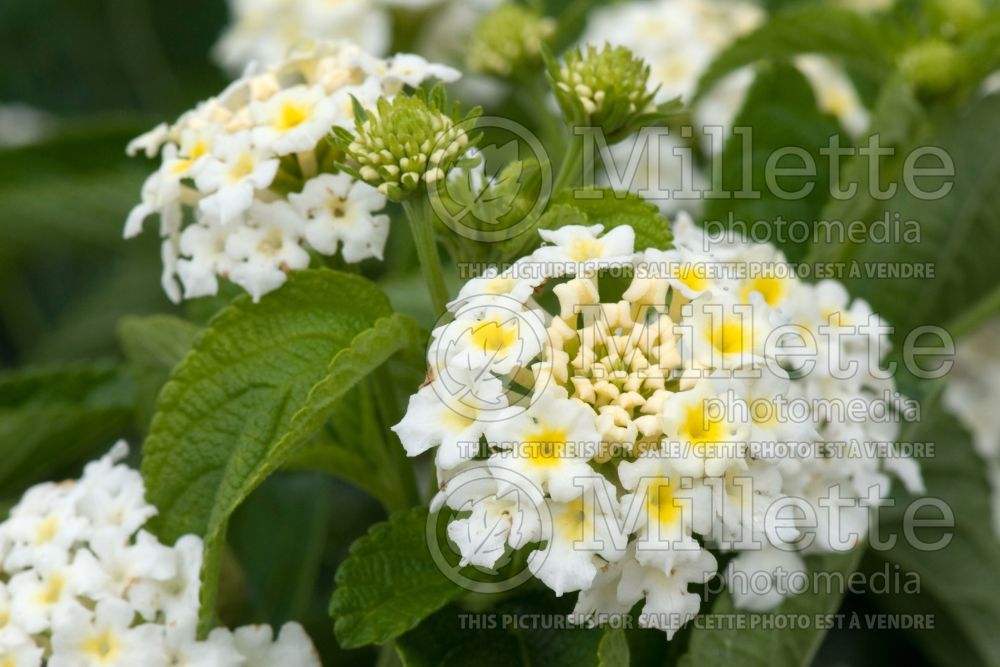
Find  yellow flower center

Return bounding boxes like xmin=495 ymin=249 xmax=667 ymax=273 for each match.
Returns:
xmin=37 ymin=573 xmax=66 ymax=606
xmin=646 ymin=477 xmax=682 ymax=528
xmin=708 ymin=318 xmax=752 ymax=357
xmin=740 ymin=277 xmax=788 ymax=307
xmin=740 ymin=275 xmax=787 ymax=307
xmin=555 ymin=498 xmax=587 ymax=541
xmin=485 ymin=277 xmax=516 ymax=295
xmin=822 ymin=89 xmax=851 ymax=119
xmin=189 ymin=138 xmax=209 ymax=159
xmin=658 ymin=58 xmax=693 ymax=84
xmin=469 ymin=318 xmax=518 ymax=355
xmin=229 ymin=152 xmax=256 ymax=181
xmin=34 ymin=515 xmax=59 ymax=546
xmin=82 ymin=629 xmax=121 ymax=663
xmin=170 ymin=158 xmax=193 ymax=175
xmin=256 ymin=229 xmax=284 ymax=257
xmin=441 ymin=404 xmax=477 ymax=432
xmin=677 ymin=263 xmax=710 ymax=293
xmin=821 ymin=307 xmax=852 ymax=327
xmin=750 ymin=398 xmax=777 ymax=426
xmin=568 ymin=237 xmax=605 ymax=262
xmin=522 ymin=426 xmax=568 ymax=467
xmin=275 ymin=100 xmax=310 ymax=131
xmin=680 ymin=400 xmax=728 ymax=448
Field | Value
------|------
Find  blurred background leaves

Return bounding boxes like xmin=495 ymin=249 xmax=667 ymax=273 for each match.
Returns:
xmin=2 ymin=0 xmax=1000 ymax=666
xmin=0 ymin=5 xmax=389 ymax=664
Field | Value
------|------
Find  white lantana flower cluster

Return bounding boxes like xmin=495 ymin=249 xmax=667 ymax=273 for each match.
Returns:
xmin=126 ymin=40 xmax=459 ymax=303
xmin=943 ymin=317 xmax=1000 ymax=537
xmin=835 ymin=0 xmax=895 ymax=11
xmin=394 ymin=217 xmax=922 ymax=638
xmin=0 ymin=443 xmax=320 ymax=667
xmin=0 ymin=103 xmax=54 ymax=148
xmin=580 ymin=0 xmax=870 ymax=214
xmin=214 ymin=0 xmax=450 ymax=74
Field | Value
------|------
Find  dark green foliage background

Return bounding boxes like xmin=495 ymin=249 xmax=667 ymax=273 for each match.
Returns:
xmin=1 ymin=1 xmax=999 ymax=666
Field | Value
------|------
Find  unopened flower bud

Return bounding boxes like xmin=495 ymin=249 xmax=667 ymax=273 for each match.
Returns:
xmin=332 ymin=87 xmax=479 ymax=201
xmin=899 ymin=39 xmax=963 ymax=97
xmin=548 ymin=43 xmax=657 ymax=142
xmin=468 ymin=4 xmax=556 ymax=78
xmin=924 ymin=0 xmax=984 ymax=39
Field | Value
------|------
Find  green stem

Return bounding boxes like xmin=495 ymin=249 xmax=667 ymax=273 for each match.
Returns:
xmin=425 ymin=458 xmax=440 ymax=504
xmin=372 ymin=367 xmax=421 ymax=509
xmin=519 ymin=74 xmax=564 ymax=156
xmin=945 ymin=283 xmax=1000 ymax=341
xmin=376 ymin=643 xmax=402 ymax=667
xmin=403 ymin=197 xmax=449 ymax=316
xmin=552 ymin=0 xmax=602 ymax=49
xmin=197 ymin=528 xmax=227 ymax=638
xmin=553 ymin=129 xmax=584 ymax=193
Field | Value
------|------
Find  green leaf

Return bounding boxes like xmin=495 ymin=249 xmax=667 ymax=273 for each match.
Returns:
xmin=804 ymin=73 xmax=926 ymax=267
xmin=873 ymin=391 xmax=1000 ymax=667
xmin=861 ymin=554 xmax=988 ymax=667
xmin=20 ymin=244 xmax=177 ymax=365
xmin=0 ymin=123 xmax=177 ymax=365
xmin=226 ymin=470 xmax=387 ymax=664
xmin=0 ymin=2 xmax=226 ymax=116
xmin=502 ymin=591 xmax=606 ymax=666
xmin=396 ymin=605 xmax=532 ymax=667
xmin=395 ymin=605 xmax=521 ymax=667
xmin=394 ymin=604 xmax=488 ymax=667
xmin=958 ymin=11 xmax=1000 ymax=99
xmin=678 ymin=551 xmax=863 ymax=667
xmin=226 ymin=473 xmax=336 ymax=622
xmin=540 ymin=188 xmax=674 ymax=251
xmin=330 ymin=506 xmax=463 ymax=649
xmin=140 ymin=269 xmax=422 ymax=631
xmin=597 ymin=628 xmax=630 ymax=667
xmin=693 ymin=5 xmax=897 ymax=103
xmin=838 ymin=94 xmax=1000 ymax=334
xmin=703 ymin=62 xmax=842 ymax=262
xmin=395 ymin=591 xmax=620 ymax=667
xmin=0 ymin=363 xmax=134 ymax=493
xmin=284 ymin=377 xmax=418 ymax=512
xmin=0 ymin=122 xmax=149 ymax=252
xmin=117 ymin=314 xmax=200 ymax=430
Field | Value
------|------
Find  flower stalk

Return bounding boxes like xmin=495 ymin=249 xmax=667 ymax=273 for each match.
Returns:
xmin=403 ymin=197 xmax=450 ymax=316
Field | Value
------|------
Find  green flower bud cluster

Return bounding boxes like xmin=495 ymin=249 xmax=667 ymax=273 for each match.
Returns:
xmin=332 ymin=87 xmax=480 ymax=201
xmin=899 ymin=39 xmax=964 ymax=97
xmin=468 ymin=4 xmax=556 ymax=78
xmin=924 ymin=0 xmax=984 ymax=39
xmin=548 ymin=43 xmax=657 ymax=142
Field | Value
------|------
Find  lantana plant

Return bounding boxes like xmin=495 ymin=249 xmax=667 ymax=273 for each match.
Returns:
xmin=7 ymin=0 xmax=1000 ymax=666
